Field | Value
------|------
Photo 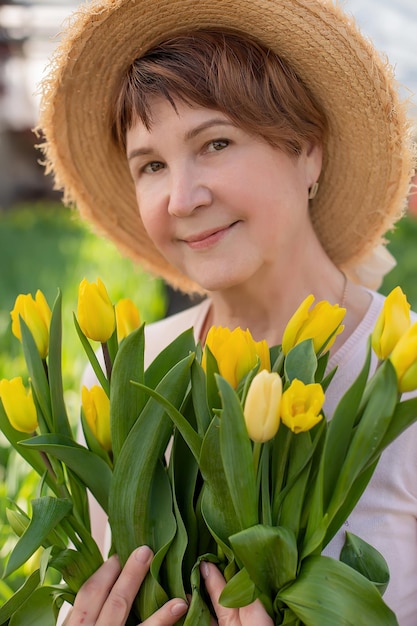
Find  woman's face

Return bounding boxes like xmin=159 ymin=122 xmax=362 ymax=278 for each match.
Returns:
xmin=126 ymin=97 xmax=322 ymax=292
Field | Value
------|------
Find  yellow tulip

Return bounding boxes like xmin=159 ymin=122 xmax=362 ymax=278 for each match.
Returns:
xmin=77 ymin=278 xmax=116 ymax=342
xmin=282 ymin=295 xmax=345 ymax=355
xmin=244 ymin=370 xmax=282 ymax=442
xmin=115 ymin=298 xmax=141 ymax=341
xmin=0 ymin=377 xmax=38 ymax=433
xmin=204 ymin=326 xmax=270 ymax=388
xmin=372 ymin=286 xmax=411 ymax=360
xmin=390 ymin=322 xmax=417 ymax=393
xmin=10 ymin=290 xmax=51 ymax=359
xmin=81 ymin=385 xmax=112 ymax=451
xmin=280 ymin=379 xmax=325 ymax=434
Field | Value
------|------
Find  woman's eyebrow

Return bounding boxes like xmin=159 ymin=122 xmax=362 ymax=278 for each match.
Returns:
xmin=127 ymin=146 xmax=153 ymax=161
xmin=127 ymin=118 xmax=233 ymax=161
xmin=184 ymin=118 xmax=234 ymax=141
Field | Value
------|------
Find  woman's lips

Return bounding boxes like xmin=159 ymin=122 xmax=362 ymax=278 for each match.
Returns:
xmin=182 ymin=222 xmax=239 ymax=250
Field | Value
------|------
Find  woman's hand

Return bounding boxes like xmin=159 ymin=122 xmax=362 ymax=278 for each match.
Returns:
xmin=62 ymin=546 xmax=188 ymax=625
xmin=201 ymin=562 xmax=274 ymax=626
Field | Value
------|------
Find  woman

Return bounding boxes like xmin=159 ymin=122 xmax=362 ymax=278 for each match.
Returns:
xmin=38 ymin=0 xmax=416 ymax=624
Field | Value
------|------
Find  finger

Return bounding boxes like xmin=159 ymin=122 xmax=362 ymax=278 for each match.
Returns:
xmin=65 ymin=554 xmax=122 ymax=625
xmin=200 ymin=561 xmax=239 ymax=623
xmin=239 ymin=599 xmax=274 ymax=626
xmin=141 ymin=598 xmax=189 ymax=625
xmin=97 ymin=545 xmax=154 ymax=626
xmin=201 ymin=562 xmax=274 ymax=626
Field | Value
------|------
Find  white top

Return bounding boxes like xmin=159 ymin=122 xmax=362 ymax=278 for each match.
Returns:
xmin=142 ymin=290 xmax=417 ymax=625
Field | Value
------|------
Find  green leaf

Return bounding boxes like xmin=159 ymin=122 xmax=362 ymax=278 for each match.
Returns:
xmin=49 ymin=547 xmax=102 ymax=593
xmin=278 ymin=555 xmax=398 ymax=625
xmin=323 ymin=459 xmax=377 ymax=547
xmin=202 ymin=345 xmax=221 ymax=412
xmin=284 ymin=340 xmax=317 ymax=385
xmin=377 ymin=396 xmax=417 ymax=455
xmin=168 ymin=423 xmax=201 ymax=593
xmin=48 ymin=291 xmax=73 ymax=439
xmin=133 ymin=462 xmax=179 ymax=620
xmin=135 ymin=572 xmax=169 ymax=622
xmin=229 ymin=524 xmax=298 ymax=595
xmin=21 ymin=434 xmax=112 ymax=512
xmin=9 ymin=585 xmax=59 ymax=626
xmin=200 ymin=417 xmax=240 ymax=556
xmin=321 ymin=343 xmax=372 ymax=507
xmin=183 ymin=559 xmax=213 ymax=626
xmin=278 ymin=431 xmax=313 ymax=536
xmin=280 ymin=608 xmax=303 ymax=625
xmin=302 ymin=345 xmax=372 ymax=556
xmin=4 ymin=498 xmax=72 ymax=578
xmin=73 ymin=313 xmax=109 ymax=396
xmin=270 ymin=345 xmax=284 ymax=373
xmin=110 ymin=325 xmax=145 ymax=460
xmin=0 ymin=570 xmax=40 ymax=623
xmin=314 ymin=351 xmax=330 ymax=384
xmin=146 ymin=462 xmax=179 ymax=601
xmin=131 ymin=380 xmax=201 ymax=462
xmin=219 ymin=567 xmax=257 ymax=608
xmin=144 ymin=328 xmax=196 ymax=390
xmin=6 ymin=506 xmax=68 ymax=550
xmin=326 ymin=361 xmax=398 ymax=525
xmin=340 ymin=532 xmax=390 ymax=594
xmin=109 ymin=353 xmax=194 ymax=565
xmin=216 ymin=376 xmax=258 ymax=530
xmin=191 ymin=359 xmax=212 ymax=436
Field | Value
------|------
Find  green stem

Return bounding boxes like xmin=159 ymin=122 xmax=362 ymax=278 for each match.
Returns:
xmin=253 ymin=441 xmax=262 ymax=477
xmin=260 ymin=442 xmax=272 ymax=525
xmin=101 ymin=342 xmax=112 ymax=382
xmin=272 ymin=428 xmax=293 ymax=524
xmin=61 ymin=515 xmax=103 ymax=564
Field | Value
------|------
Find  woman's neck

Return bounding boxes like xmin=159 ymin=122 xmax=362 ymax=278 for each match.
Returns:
xmin=199 ymin=260 xmax=371 ymax=351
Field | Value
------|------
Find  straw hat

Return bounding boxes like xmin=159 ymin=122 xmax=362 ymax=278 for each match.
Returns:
xmin=38 ymin=0 xmax=415 ymax=293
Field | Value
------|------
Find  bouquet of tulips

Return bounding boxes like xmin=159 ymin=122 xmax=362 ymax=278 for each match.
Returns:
xmin=1 ymin=280 xmax=417 ymax=625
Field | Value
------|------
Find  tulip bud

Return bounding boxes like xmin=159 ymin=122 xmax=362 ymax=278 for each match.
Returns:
xmin=10 ymin=290 xmax=51 ymax=359
xmin=0 ymin=377 xmax=38 ymax=433
xmin=115 ymin=298 xmax=141 ymax=342
xmin=77 ymin=278 xmax=116 ymax=343
xmin=244 ymin=370 xmax=282 ymax=442
xmin=282 ymin=295 xmax=345 ymax=355
xmin=81 ymin=385 xmax=112 ymax=451
xmin=280 ymin=378 xmax=324 ymax=434
xmin=372 ymin=287 xmax=411 ymax=360
xmin=389 ymin=322 xmax=417 ymax=393
xmin=203 ymin=326 xmax=270 ymax=388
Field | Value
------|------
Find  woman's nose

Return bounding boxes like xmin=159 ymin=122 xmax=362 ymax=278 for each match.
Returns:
xmin=167 ymin=169 xmax=212 ymax=217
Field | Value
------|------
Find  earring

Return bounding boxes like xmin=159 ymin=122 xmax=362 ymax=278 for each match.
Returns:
xmin=308 ymin=181 xmax=319 ymax=200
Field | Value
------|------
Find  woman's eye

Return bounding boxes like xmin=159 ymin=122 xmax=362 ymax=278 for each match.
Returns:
xmin=143 ymin=161 xmax=165 ymax=174
xmin=207 ymin=139 xmax=229 ymax=152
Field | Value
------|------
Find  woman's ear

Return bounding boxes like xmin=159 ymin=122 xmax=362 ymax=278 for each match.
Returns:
xmin=305 ymin=141 xmax=323 ymax=189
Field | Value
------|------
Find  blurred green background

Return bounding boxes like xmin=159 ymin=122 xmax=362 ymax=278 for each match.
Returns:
xmin=0 ymin=201 xmax=417 ymax=601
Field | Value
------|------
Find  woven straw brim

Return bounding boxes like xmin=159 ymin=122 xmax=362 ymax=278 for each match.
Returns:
xmin=38 ymin=0 xmax=415 ymax=293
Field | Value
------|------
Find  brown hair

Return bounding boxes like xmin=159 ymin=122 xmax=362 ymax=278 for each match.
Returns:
xmin=112 ymin=30 xmax=327 ymax=156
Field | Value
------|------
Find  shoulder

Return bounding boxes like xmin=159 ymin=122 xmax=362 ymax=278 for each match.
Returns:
xmin=144 ymin=298 xmax=211 ymax=367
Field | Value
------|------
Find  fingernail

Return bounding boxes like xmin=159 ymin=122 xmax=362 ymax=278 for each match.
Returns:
xmin=171 ymin=601 xmax=188 ymax=616
xmin=200 ymin=561 xmax=209 ymax=579
xmin=135 ymin=545 xmax=152 ymax=563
